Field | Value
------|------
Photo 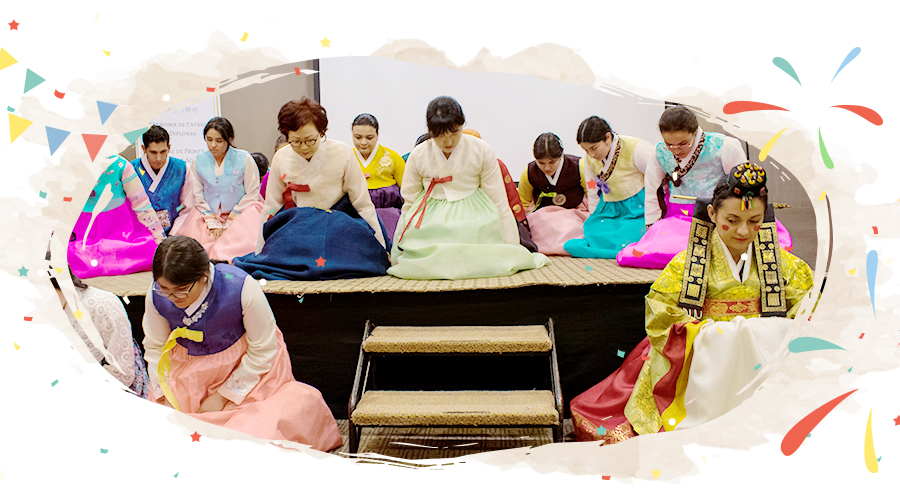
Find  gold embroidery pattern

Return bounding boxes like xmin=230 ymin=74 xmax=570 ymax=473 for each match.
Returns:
xmin=702 ymin=298 xmax=761 ymax=318
xmin=624 ymin=361 xmax=662 ymax=435
xmin=678 ymin=217 xmax=714 ymax=310
xmin=755 ymin=221 xmax=787 ymax=316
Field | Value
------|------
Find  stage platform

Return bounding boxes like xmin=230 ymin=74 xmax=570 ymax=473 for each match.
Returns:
xmin=85 ymin=257 xmax=662 ymax=420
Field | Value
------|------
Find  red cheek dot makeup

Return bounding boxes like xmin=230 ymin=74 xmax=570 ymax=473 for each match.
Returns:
xmin=753 ymin=225 xmax=761 ymax=231
xmin=721 ymin=224 xmax=730 ymax=231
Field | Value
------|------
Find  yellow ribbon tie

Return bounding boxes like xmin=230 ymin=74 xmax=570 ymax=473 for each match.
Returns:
xmin=158 ymin=326 xmax=204 ymax=412
xmin=534 ymin=191 xmax=558 ymax=211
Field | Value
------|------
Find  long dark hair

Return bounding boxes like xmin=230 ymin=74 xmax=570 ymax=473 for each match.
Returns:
xmin=576 ymin=116 xmax=613 ymax=144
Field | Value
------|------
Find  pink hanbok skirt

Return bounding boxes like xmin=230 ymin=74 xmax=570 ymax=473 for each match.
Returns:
xmin=160 ymin=328 xmax=342 ymax=451
xmin=172 ymin=201 xmax=264 ymax=261
xmin=526 ymin=203 xmax=589 ymax=256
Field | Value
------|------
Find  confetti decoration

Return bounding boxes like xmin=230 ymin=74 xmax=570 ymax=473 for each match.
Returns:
xmin=788 ymin=337 xmax=845 ymax=353
xmin=601 ymin=476 xmax=611 ymax=480
xmin=754 ymin=363 xmax=762 ymax=371
xmin=206 ymin=87 xmax=215 ymax=92
xmin=259 ymin=279 xmax=267 ymax=286
xmin=190 ymin=432 xmax=201 ymax=442
xmin=100 ymin=449 xmax=108 ymax=454
xmin=315 ymin=256 xmax=327 ymax=267
xmin=759 ymin=127 xmax=788 ymax=161
xmin=17 ymin=266 xmax=28 ymax=276
xmin=122 ymin=295 xmax=130 ymax=304
xmin=82 ymin=134 xmax=108 ymax=161
xmin=867 ymin=250 xmax=878 ymax=318
xmin=848 ymin=268 xmax=856 ymax=275
xmin=723 ymin=101 xmax=790 ymax=114
xmin=123 ymin=127 xmax=150 ymax=144
xmin=818 ymin=128 xmax=834 ymax=169
xmin=294 ymin=67 xmax=318 ymax=75
xmin=832 ymin=105 xmax=883 ymax=126
xmin=894 ymin=416 xmax=900 ymax=426
xmin=864 ymin=409 xmax=878 ymax=473
xmin=0 ymin=48 xmax=17 ymax=70
xmin=281 ymin=173 xmax=287 ymax=181
xmin=102 ymin=50 xmax=110 ymax=57
xmin=586 ymin=179 xmax=597 ymax=190
xmin=773 ymin=57 xmax=802 ymax=86
xmin=585 ymin=265 xmax=593 ymax=271
xmin=717 ymin=327 xmax=723 ymax=334
xmin=781 ymin=389 xmax=857 ymax=456
xmin=651 ymin=469 xmax=661 ymax=478
xmin=23 ymin=316 xmax=32 ymax=322
xmin=51 ymin=379 xmax=58 ymax=387
xmin=859 ymin=333 xmax=865 ymax=339
xmin=847 ymin=367 xmax=852 ymax=373
xmin=701 ymin=455 xmax=708 ymax=463
xmin=241 ymin=32 xmax=248 ymax=42
xmin=596 ymin=426 xmax=607 ymax=436
xmin=23 ymin=68 xmax=45 ymax=93
xmin=96 ymin=101 xmax=118 ymax=125
xmin=819 ymin=191 xmax=827 ymax=201
xmin=831 ymin=47 xmax=861 ymax=84
xmin=320 ymin=37 xmax=331 ymax=47
xmin=73 ymin=310 xmax=83 ymax=320
xmin=872 ymin=226 xmax=878 ymax=235
xmin=94 ymin=13 xmax=99 ymax=21
xmin=6 ymin=106 xmax=13 ymax=112
xmin=54 ymin=90 xmax=65 ymax=99
xmin=616 ymin=350 xmax=625 ymax=358
xmin=63 ymin=196 xmax=73 ymax=202
xmin=45 ymin=127 xmax=71 ymax=155
xmin=632 ymin=249 xmax=643 ymax=257
xmin=174 ymin=472 xmax=179 ymax=478
xmin=8 ymin=113 xmax=33 ymax=143
xmin=8 ymin=20 xmax=19 ymax=30
xmin=14 ymin=343 xmax=20 ymax=351
xmin=886 ymin=258 xmax=893 ymax=265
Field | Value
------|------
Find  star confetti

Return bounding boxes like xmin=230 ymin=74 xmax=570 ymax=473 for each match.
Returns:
xmin=9 ymin=20 xmax=19 ymax=30
xmin=651 ymin=468 xmax=661 ymax=479
xmin=190 ymin=432 xmax=201 ymax=442
xmin=596 ymin=426 xmax=607 ymax=436
xmin=587 ymin=179 xmax=597 ymax=190
xmin=17 ymin=266 xmax=28 ymax=276
xmin=893 ymin=415 xmax=900 ymax=426
xmin=315 ymin=256 xmax=326 ymax=267
xmin=320 ymin=37 xmax=331 ymax=47
xmin=73 ymin=310 xmax=84 ymax=320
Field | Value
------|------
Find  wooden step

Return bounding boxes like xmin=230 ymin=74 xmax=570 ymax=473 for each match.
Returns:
xmin=363 ymin=326 xmax=551 ymax=354
xmin=350 ymin=390 xmax=559 ymax=426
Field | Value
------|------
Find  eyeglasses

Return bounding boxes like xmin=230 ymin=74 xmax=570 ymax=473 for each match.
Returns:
xmin=288 ymin=136 xmax=320 ymax=149
xmin=152 ymin=279 xmax=199 ymax=299
xmin=666 ymin=135 xmax=694 ymax=151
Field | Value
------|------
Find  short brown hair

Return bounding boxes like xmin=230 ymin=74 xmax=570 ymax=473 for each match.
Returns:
xmin=277 ymin=97 xmax=328 ymax=137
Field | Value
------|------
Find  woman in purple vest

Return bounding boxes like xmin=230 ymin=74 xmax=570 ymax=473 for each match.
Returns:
xmin=517 ymin=133 xmax=588 ymax=256
xmin=172 ymin=117 xmax=263 ymax=262
xmin=142 ymin=236 xmax=342 ymax=450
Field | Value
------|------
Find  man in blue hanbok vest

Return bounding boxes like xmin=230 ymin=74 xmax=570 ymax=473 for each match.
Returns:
xmin=131 ymin=126 xmax=193 ymax=235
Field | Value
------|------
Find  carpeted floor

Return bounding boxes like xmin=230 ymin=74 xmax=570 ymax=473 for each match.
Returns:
xmin=328 ymin=419 xmax=577 ymax=460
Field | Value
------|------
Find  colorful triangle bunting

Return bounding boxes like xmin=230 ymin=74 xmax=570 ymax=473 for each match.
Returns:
xmin=24 ymin=69 xmax=45 ymax=94
xmin=8 ymin=113 xmax=33 ymax=143
xmin=45 ymin=127 xmax=71 ymax=155
xmin=0 ymin=48 xmax=17 ymax=71
xmin=96 ymin=101 xmax=118 ymax=125
xmin=123 ymin=126 xmax=149 ymax=145
xmin=82 ymin=134 xmax=108 ymax=162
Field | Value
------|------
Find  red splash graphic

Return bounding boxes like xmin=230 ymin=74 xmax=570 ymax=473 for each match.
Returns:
xmin=723 ymin=101 xmax=790 ymax=114
xmin=831 ymin=105 xmax=883 ymax=126
xmin=781 ymin=389 xmax=857 ymax=456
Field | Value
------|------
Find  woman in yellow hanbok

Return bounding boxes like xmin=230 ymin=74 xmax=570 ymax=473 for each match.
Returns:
xmin=570 ymin=163 xmax=814 ymax=443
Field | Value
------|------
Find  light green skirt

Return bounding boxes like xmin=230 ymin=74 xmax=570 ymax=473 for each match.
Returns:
xmin=389 ymin=188 xmax=550 ymax=280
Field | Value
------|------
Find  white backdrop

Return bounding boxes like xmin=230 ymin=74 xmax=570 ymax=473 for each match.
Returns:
xmin=321 ymin=56 xmax=663 ymax=178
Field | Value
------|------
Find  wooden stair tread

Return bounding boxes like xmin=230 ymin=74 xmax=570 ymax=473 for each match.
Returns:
xmin=350 ymin=390 xmax=559 ymax=426
xmin=363 ymin=325 xmax=551 ymax=353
